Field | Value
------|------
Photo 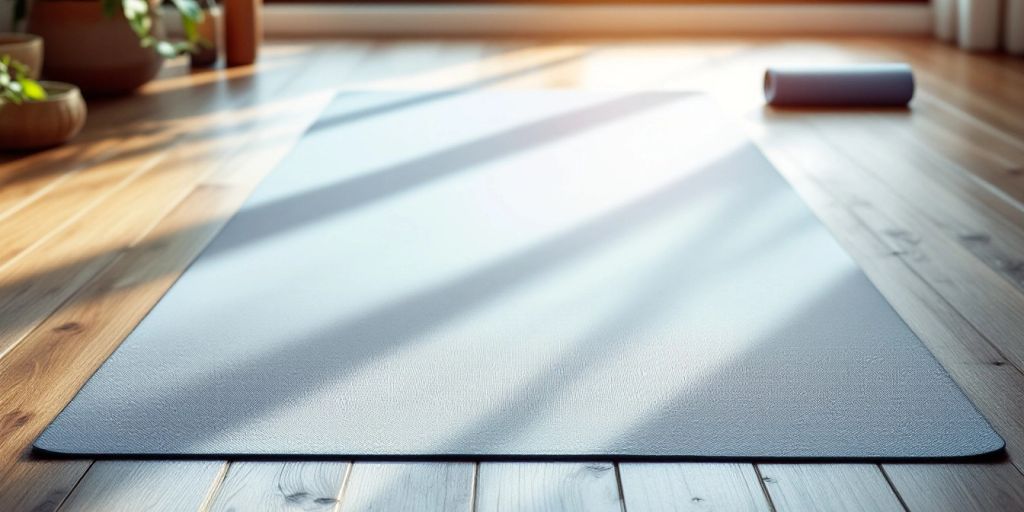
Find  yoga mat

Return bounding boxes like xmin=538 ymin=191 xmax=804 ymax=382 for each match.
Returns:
xmin=764 ymin=64 xmax=915 ymax=107
xmin=36 ymin=91 xmax=1002 ymax=460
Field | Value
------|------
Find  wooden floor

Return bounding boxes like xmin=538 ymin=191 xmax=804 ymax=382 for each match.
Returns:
xmin=2 ymin=36 xmax=1024 ymax=511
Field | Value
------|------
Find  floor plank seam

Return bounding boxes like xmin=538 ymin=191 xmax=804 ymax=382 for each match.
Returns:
xmin=773 ymin=130 xmax=1024 ymax=384
xmin=752 ymin=464 xmax=778 ymax=512
xmin=196 ymin=462 xmax=231 ymax=512
xmin=5 ymin=38 xmax=1024 ymax=511
xmin=51 ymin=460 xmax=95 ymax=512
xmin=613 ymin=462 xmax=628 ymax=512
xmin=0 ymin=138 xmax=176 ymax=282
xmin=795 ymin=114 xmax=1024 ymax=300
xmin=872 ymin=113 xmax=1024 ymax=220
xmin=333 ymin=462 xmax=355 ymax=511
xmin=807 ymin=139 xmax=1024 ymax=383
xmin=0 ymin=46 xmax=341 ymax=369
xmin=470 ymin=461 xmax=481 ymax=512
xmin=0 ymin=150 xmax=92 ymax=223
xmin=877 ymin=465 xmax=912 ymax=512
xmin=916 ymin=92 xmax=1024 ymax=155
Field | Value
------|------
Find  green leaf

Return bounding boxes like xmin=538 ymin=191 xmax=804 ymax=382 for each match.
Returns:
xmin=2 ymin=90 xmax=24 ymax=105
xmin=109 ymin=0 xmax=202 ymax=57
xmin=170 ymin=0 xmax=203 ymax=22
xmin=18 ymin=78 xmax=47 ymax=101
xmin=155 ymin=41 xmax=178 ymax=58
xmin=122 ymin=0 xmax=148 ymax=18
xmin=182 ymin=16 xmax=200 ymax=45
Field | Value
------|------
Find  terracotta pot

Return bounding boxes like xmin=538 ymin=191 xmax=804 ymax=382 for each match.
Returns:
xmin=224 ymin=0 xmax=261 ymax=66
xmin=0 ymin=81 xmax=87 ymax=150
xmin=0 ymin=33 xmax=44 ymax=79
xmin=27 ymin=0 xmax=165 ymax=95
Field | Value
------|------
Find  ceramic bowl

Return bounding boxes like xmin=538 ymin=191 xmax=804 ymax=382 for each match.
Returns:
xmin=0 ymin=81 xmax=87 ymax=150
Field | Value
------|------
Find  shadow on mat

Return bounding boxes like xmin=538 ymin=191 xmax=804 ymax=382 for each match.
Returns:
xmin=38 ymin=143 xmax=766 ymax=452
xmin=200 ymin=92 xmax=680 ymax=258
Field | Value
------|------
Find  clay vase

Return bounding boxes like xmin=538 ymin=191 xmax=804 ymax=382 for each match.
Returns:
xmin=0 ymin=81 xmax=87 ymax=150
xmin=224 ymin=0 xmax=261 ymax=66
xmin=27 ymin=0 xmax=165 ymax=95
xmin=0 ymin=33 xmax=44 ymax=79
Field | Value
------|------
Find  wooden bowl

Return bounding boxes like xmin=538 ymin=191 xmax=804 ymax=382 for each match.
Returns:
xmin=0 ymin=81 xmax=87 ymax=151
xmin=0 ymin=33 xmax=43 ymax=79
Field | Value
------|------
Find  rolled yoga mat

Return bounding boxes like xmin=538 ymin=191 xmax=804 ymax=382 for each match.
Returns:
xmin=36 ymin=91 xmax=1001 ymax=460
xmin=764 ymin=63 xmax=915 ymax=107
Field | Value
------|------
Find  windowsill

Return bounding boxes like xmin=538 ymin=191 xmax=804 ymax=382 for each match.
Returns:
xmin=263 ymin=3 xmax=932 ymax=37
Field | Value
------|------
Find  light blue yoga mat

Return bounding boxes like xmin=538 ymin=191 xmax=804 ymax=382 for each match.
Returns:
xmin=36 ymin=91 xmax=1002 ymax=460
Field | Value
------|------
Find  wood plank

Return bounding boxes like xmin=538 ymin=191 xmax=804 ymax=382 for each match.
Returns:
xmin=0 ymin=78 xmax=344 ymax=496
xmin=0 ymin=186 xmax=253 ymax=504
xmin=619 ymin=463 xmax=770 ymax=512
xmin=639 ymin=39 xmax=1024 ymax=511
xmin=756 ymin=113 xmax=1024 ymax=376
xmin=860 ymin=44 xmax=1024 ymax=140
xmin=207 ymin=461 xmax=349 ymax=512
xmin=0 ymin=41 xmax=373 ymax=357
xmin=757 ymin=464 xmax=903 ymax=512
xmin=752 ymin=121 xmax=1024 ymax=451
xmin=884 ymin=463 xmax=1024 ymax=511
xmin=0 ymin=460 xmax=92 ymax=512
xmin=898 ymin=99 xmax=1024 ymax=206
xmin=0 ymin=55 xmax=316 ymax=361
xmin=476 ymin=463 xmax=621 ymax=512
xmin=747 ymin=122 xmax=1024 ymax=506
xmin=57 ymin=461 xmax=225 ymax=512
xmin=817 ymin=114 xmax=1024 ymax=268
xmin=338 ymin=462 xmax=474 ymax=512
xmin=0 ymin=40 xmax=369 ymax=511
xmin=0 ymin=134 xmax=171 ymax=272
xmin=0 ymin=139 xmax=135 ymax=223
xmin=2 ymin=37 xmax=1024 ymax=512
xmin=0 ymin=88 xmax=343 ymax=506
xmin=0 ymin=52 xmax=307 ymax=222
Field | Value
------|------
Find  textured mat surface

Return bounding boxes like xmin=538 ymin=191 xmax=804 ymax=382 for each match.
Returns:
xmin=36 ymin=91 xmax=1003 ymax=459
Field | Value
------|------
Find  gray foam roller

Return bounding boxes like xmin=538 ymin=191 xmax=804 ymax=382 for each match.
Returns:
xmin=764 ymin=63 xmax=915 ymax=107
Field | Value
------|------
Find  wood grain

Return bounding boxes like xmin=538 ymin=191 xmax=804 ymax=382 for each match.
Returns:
xmin=0 ymin=185 xmax=258 ymax=510
xmin=207 ymin=462 xmax=349 ymax=512
xmin=758 ymin=464 xmax=903 ymax=512
xmin=0 ymin=460 xmax=92 ymax=512
xmin=57 ymin=461 xmax=226 ymax=512
xmin=751 ymin=114 xmax=1024 ymax=465
xmin=0 ymin=42 xmax=369 ymax=510
xmin=338 ymin=462 xmax=475 ymax=512
xmin=476 ymin=463 xmax=622 ymax=512
xmin=619 ymin=463 xmax=771 ymax=512
xmin=0 ymin=50 xmax=315 ymax=359
xmin=883 ymin=463 xmax=1024 ymax=510
xmin=1 ymin=36 xmax=1024 ymax=512
xmin=747 ymin=114 xmax=1024 ymax=506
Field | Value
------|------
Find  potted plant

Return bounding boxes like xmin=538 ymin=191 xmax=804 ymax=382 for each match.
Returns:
xmin=12 ymin=0 xmax=202 ymax=95
xmin=0 ymin=55 xmax=86 ymax=149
